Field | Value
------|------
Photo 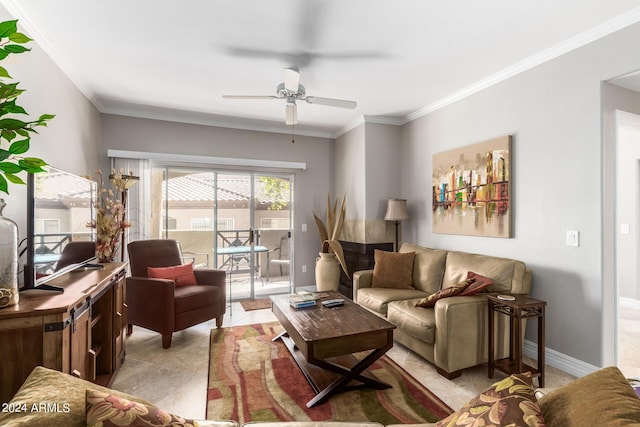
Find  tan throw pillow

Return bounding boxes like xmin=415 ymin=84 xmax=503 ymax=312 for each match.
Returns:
xmin=436 ymin=373 xmax=545 ymax=427
xmin=371 ymin=249 xmax=416 ymax=289
xmin=415 ymin=279 xmax=472 ymax=308
xmin=538 ymin=366 xmax=640 ymax=427
xmin=459 ymin=271 xmax=494 ymax=296
xmin=86 ymin=389 xmax=198 ymax=427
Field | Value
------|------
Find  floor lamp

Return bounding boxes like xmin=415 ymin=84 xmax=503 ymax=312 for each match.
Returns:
xmin=384 ymin=199 xmax=409 ymax=252
xmin=110 ymin=173 xmax=139 ymax=262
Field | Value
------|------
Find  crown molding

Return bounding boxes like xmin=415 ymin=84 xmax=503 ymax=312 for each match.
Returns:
xmin=100 ymin=104 xmax=336 ymax=139
xmin=333 ymin=114 xmax=402 ymax=138
xmin=404 ymin=5 xmax=640 ymax=124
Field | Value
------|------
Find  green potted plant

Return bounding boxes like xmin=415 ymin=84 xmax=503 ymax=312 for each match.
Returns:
xmin=313 ymin=194 xmax=349 ymax=291
xmin=0 ymin=19 xmax=53 ymax=308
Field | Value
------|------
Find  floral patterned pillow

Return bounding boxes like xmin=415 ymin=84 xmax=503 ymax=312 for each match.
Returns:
xmin=436 ymin=373 xmax=546 ymax=427
xmin=86 ymin=389 xmax=198 ymax=427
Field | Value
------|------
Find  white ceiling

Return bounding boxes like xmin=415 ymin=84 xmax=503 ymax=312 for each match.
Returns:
xmin=4 ymin=0 xmax=640 ymax=138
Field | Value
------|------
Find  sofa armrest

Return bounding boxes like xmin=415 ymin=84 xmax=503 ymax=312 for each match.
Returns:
xmin=126 ymin=277 xmax=176 ymax=333
xmin=433 ymin=295 xmax=489 ymax=374
xmin=353 ymin=269 xmax=374 ymax=302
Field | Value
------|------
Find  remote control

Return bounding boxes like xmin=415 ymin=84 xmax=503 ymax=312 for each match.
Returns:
xmin=322 ymin=298 xmax=344 ymax=307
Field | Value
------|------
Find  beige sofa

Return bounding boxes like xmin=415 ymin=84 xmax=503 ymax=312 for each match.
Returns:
xmin=353 ymin=243 xmax=532 ymax=379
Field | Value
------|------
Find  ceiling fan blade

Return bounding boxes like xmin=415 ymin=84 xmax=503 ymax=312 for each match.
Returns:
xmin=305 ymin=96 xmax=357 ymax=109
xmin=222 ymin=95 xmax=278 ymax=100
xmin=285 ymin=102 xmax=297 ymax=125
xmin=284 ymin=68 xmax=300 ymax=93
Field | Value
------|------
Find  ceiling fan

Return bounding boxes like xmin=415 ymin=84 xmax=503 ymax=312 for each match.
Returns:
xmin=222 ymin=68 xmax=357 ymax=125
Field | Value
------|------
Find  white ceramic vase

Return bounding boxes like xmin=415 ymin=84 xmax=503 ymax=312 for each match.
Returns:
xmin=315 ymin=252 xmax=341 ymax=292
xmin=0 ymin=198 xmax=19 ymax=308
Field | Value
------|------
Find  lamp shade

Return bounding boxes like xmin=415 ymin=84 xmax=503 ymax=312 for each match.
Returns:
xmin=384 ymin=199 xmax=409 ymax=221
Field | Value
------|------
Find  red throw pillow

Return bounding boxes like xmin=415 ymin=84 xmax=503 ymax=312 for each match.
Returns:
xmin=415 ymin=279 xmax=473 ymax=308
xmin=147 ymin=264 xmax=197 ymax=287
xmin=459 ymin=271 xmax=494 ymax=296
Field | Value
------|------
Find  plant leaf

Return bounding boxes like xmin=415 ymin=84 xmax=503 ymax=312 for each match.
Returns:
xmin=0 ymin=118 xmax=27 ymax=129
xmin=331 ymin=194 xmax=346 ymax=240
xmin=4 ymin=45 xmax=29 ymax=54
xmin=326 ymin=240 xmax=349 ymax=278
xmin=18 ymin=157 xmax=47 ymax=173
xmin=0 ymin=65 xmax=10 ymax=79
xmin=8 ymin=32 xmax=32 ymax=44
xmin=4 ymin=172 xmax=23 ymax=184
xmin=9 ymin=138 xmax=29 ymax=154
xmin=313 ymin=212 xmax=329 ymax=244
xmin=0 ymin=161 xmax=22 ymax=173
xmin=38 ymin=114 xmax=55 ymax=121
xmin=0 ymin=149 xmax=9 ymax=161
xmin=0 ymin=20 xmax=17 ymax=38
xmin=0 ymin=173 xmax=8 ymax=194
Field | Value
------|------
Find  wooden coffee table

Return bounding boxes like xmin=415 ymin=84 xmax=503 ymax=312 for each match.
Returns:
xmin=271 ymin=291 xmax=396 ymax=408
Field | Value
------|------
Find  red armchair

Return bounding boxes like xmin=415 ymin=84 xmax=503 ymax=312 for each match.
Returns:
xmin=126 ymin=239 xmax=226 ymax=348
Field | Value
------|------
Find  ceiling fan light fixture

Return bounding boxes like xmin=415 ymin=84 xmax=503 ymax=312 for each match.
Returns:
xmin=285 ymin=102 xmax=297 ymax=125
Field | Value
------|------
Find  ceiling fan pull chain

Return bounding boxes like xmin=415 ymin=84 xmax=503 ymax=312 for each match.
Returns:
xmin=291 ymin=122 xmax=295 ymax=144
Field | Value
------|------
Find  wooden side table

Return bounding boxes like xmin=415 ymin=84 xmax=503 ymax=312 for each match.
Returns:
xmin=487 ymin=294 xmax=546 ymax=387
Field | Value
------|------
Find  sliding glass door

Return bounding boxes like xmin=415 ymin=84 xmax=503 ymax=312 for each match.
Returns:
xmin=154 ymin=167 xmax=292 ymax=301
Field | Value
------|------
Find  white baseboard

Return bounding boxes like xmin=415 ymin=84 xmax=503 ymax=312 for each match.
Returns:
xmin=523 ymin=340 xmax=600 ymax=378
xmin=620 ymin=297 xmax=640 ymax=310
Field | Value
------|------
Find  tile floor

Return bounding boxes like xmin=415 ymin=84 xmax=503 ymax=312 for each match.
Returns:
xmin=110 ymin=302 xmax=577 ymax=420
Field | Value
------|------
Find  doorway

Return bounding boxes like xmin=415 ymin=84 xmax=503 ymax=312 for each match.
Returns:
xmin=153 ymin=167 xmax=293 ymax=301
xmin=614 ymin=110 xmax=640 ymax=378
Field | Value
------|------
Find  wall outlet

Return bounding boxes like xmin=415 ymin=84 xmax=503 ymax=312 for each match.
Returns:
xmin=302 ymin=265 xmax=307 ymax=273
xmin=566 ymin=230 xmax=580 ymax=247
xmin=302 ymin=223 xmax=307 ymax=232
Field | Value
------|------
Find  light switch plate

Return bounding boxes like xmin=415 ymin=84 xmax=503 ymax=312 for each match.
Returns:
xmin=566 ymin=230 xmax=580 ymax=247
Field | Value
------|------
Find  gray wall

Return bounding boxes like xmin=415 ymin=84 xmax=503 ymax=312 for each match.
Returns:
xmin=399 ymin=21 xmax=640 ymax=368
xmin=0 ymin=6 xmax=101 ymax=243
xmin=100 ymin=114 xmax=333 ymax=286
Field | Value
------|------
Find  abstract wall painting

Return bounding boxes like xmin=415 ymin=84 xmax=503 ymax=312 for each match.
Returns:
xmin=432 ymin=135 xmax=512 ymax=238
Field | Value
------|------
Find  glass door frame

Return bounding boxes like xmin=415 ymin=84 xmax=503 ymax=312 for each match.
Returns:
xmin=155 ymin=164 xmax=293 ymax=301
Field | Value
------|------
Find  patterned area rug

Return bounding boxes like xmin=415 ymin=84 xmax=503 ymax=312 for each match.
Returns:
xmin=206 ymin=322 xmax=452 ymax=424
xmin=239 ymin=298 xmax=272 ymax=312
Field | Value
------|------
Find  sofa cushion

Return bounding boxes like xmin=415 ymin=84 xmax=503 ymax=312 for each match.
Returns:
xmin=86 ymin=389 xmax=197 ymax=427
xmin=538 ymin=366 xmax=640 ymax=427
xmin=388 ymin=299 xmax=436 ymax=344
xmin=415 ymin=279 xmax=472 ymax=308
xmin=174 ymin=284 xmax=222 ymax=313
xmin=357 ymin=287 xmax=428 ymax=316
xmin=436 ymin=372 xmax=544 ymax=427
xmin=371 ymin=250 xmax=416 ymax=289
xmin=443 ymin=251 xmax=527 ymax=293
xmin=459 ymin=271 xmax=494 ymax=296
xmin=400 ymin=244 xmax=448 ymax=294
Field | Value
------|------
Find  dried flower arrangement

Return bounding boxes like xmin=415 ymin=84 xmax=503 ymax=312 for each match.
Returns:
xmin=87 ymin=170 xmax=131 ymax=262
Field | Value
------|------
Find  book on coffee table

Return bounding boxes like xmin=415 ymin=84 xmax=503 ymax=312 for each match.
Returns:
xmin=289 ymin=292 xmax=317 ymax=309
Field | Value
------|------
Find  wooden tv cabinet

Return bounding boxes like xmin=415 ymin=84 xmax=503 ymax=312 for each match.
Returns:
xmin=0 ymin=262 xmax=127 ymax=403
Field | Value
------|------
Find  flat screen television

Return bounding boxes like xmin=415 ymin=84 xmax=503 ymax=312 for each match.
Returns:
xmin=22 ymin=166 xmax=98 ymax=292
